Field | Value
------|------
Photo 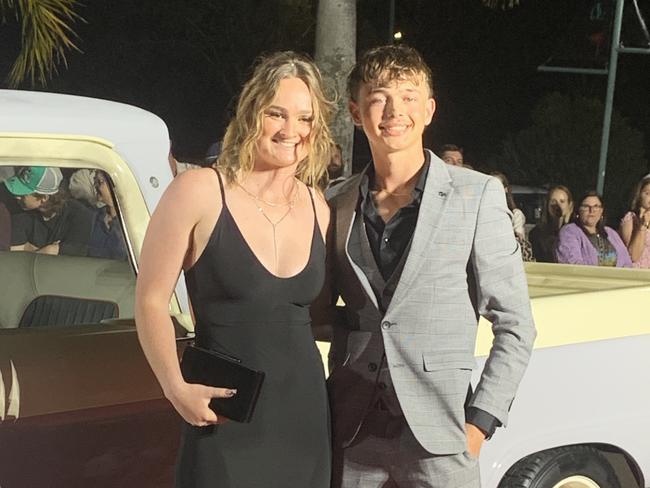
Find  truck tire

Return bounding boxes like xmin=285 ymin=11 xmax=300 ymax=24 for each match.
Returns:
xmin=498 ymin=446 xmax=621 ymax=488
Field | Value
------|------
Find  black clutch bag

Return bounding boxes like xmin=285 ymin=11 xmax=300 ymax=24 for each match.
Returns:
xmin=180 ymin=345 xmax=265 ymax=423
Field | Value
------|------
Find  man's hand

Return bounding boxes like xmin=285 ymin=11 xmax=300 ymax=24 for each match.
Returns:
xmin=465 ymin=422 xmax=486 ymax=458
xmin=37 ymin=241 xmax=60 ymax=255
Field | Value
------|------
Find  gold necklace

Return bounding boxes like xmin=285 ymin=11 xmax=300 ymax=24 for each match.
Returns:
xmin=239 ymin=182 xmax=300 ymax=272
xmin=237 ymin=179 xmax=298 ymax=207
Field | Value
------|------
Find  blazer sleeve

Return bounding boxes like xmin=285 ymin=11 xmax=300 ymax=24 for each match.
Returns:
xmin=467 ymin=177 xmax=537 ymax=427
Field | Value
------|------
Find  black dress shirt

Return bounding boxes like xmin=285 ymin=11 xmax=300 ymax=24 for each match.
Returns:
xmin=358 ymin=155 xmax=501 ymax=439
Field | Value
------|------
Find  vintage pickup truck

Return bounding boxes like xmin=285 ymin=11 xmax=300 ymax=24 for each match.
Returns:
xmin=0 ymin=90 xmax=648 ymax=488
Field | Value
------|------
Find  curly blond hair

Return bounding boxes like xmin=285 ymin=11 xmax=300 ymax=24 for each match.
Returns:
xmin=216 ymin=51 xmax=335 ymax=188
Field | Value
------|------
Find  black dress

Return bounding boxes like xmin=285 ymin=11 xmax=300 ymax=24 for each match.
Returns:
xmin=176 ymin=171 xmax=330 ymax=488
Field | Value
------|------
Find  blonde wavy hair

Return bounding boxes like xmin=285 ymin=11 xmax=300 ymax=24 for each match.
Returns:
xmin=216 ymin=51 xmax=335 ymax=188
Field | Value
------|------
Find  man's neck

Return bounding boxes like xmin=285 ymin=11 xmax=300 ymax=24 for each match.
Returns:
xmin=370 ymin=145 xmax=426 ymax=192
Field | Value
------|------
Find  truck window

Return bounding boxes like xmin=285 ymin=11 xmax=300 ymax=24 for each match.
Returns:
xmin=0 ymin=165 xmax=135 ymax=329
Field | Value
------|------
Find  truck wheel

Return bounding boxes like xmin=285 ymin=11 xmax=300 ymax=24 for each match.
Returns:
xmin=498 ymin=446 xmax=621 ymax=488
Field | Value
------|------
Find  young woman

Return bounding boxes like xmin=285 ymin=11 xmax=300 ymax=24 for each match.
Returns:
xmin=135 ymin=52 xmax=334 ymax=487
xmin=619 ymin=177 xmax=650 ymax=268
xmin=556 ymin=191 xmax=631 ymax=267
xmin=528 ymin=185 xmax=573 ymax=263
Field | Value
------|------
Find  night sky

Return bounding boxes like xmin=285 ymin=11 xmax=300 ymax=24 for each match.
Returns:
xmin=1 ymin=0 xmax=649 ymax=203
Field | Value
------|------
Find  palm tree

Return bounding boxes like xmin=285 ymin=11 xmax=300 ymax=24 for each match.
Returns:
xmin=1 ymin=0 xmax=82 ymax=87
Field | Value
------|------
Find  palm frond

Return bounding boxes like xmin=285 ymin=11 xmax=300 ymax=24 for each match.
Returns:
xmin=3 ymin=0 xmax=83 ymax=87
xmin=482 ymin=0 xmax=520 ymax=9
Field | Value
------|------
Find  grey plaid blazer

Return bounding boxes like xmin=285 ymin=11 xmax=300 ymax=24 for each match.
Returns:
xmin=313 ymin=151 xmax=536 ymax=455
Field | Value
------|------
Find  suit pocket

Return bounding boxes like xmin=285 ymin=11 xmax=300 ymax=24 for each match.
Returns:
xmin=422 ymin=351 xmax=476 ymax=372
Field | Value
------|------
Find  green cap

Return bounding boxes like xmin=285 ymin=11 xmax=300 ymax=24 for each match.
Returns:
xmin=4 ymin=166 xmax=63 ymax=196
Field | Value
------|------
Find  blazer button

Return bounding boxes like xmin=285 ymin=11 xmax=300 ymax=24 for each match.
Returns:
xmin=368 ymin=362 xmax=378 ymax=372
xmin=378 ymin=382 xmax=387 ymax=390
xmin=381 ymin=321 xmax=392 ymax=330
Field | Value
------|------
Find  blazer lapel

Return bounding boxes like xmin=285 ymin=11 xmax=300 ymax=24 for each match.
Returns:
xmin=389 ymin=152 xmax=454 ymax=310
xmin=335 ymin=167 xmax=380 ymax=310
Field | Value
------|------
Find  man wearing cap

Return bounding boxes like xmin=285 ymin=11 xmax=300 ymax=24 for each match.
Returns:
xmin=5 ymin=166 xmax=94 ymax=257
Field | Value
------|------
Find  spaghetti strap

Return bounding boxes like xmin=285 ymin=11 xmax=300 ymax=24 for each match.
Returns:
xmin=307 ymin=186 xmax=319 ymax=229
xmin=212 ymin=168 xmax=227 ymax=207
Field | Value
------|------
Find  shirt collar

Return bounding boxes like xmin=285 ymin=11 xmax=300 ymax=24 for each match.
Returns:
xmin=359 ymin=151 xmax=431 ymax=204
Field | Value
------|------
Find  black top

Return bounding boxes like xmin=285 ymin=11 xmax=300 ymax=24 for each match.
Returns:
xmin=355 ymin=154 xmax=500 ymax=439
xmin=176 ymin=171 xmax=330 ymax=488
xmin=529 ymin=223 xmax=559 ymax=263
xmin=359 ymin=160 xmax=428 ymax=282
xmin=11 ymin=199 xmax=94 ymax=256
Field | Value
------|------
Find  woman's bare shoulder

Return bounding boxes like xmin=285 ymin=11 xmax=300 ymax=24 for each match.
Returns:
xmin=152 ymin=167 xmax=223 ymax=229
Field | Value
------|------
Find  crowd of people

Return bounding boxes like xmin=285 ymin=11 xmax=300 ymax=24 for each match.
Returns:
xmin=0 ymin=166 xmax=127 ymax=260
xmin=435 ymin=149 xmax=650 ymax=269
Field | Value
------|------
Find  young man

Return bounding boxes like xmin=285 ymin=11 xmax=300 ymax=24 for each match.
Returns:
xmin=5 ymin=166 xmax=94 ymax=256
xmin=313 ymin=45 xmax=536 ymax=487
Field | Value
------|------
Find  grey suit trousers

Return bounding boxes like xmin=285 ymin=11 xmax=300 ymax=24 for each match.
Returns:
xmin=332 ymin=410 xmax=480 ymax=488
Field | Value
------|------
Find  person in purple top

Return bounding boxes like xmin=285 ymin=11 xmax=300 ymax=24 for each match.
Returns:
xmin=556 ymin=191 xmax=632 ymax=267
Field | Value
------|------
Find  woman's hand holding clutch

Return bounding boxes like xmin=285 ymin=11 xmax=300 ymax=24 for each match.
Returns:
xmin=167 ymin=381 xmax=236 ymax=426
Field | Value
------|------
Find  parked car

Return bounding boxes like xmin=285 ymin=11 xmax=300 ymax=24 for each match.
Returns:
xmin=0 ymin=90 xmax=648 ymax=488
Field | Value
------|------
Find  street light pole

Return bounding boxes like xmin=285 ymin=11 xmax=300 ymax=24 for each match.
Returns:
xmin=596 ymin=0 xmax=624 ymax=195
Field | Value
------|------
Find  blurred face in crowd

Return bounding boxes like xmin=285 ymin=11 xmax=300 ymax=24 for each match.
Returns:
xmin=255 ymin=77 xmax=313 ymax=170
xmin=94 ymin=172 xmax=114 ymax=208
xmin=441 ymin=150 xmax=463 ymax=166
xmin=16 ymin=193 xmax=46 ymax=211
xmin=578 ymin=195 xmax=604 ymax=230
xmin=549 ymin=189 xmax=571 ymax=218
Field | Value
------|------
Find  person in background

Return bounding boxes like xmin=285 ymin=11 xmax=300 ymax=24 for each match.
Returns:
xmin=619 ymin=176 xmax=650 ymax=268
xmin=438 ymin=143 xmax=464 ymax=166
xmin=67 ymin=168 xmax=127 ymax=260
xmin=557 ymin=191 xmax=631 ymax=267
xmin=529 ymin=185 xmax=574 ymax=263
xmin=135 ymin=51 xmax=333 ymax=488
xmin=491 ymin=171 xmax=526 ymax=239
xmin=204 ymin=141 xmax=222 ymax=166
xmin=5 ymin=166 xmax=94 ymax=256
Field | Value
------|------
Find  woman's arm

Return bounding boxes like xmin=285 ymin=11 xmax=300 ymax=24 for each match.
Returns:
xmin=619 ymin=211 xmax=649 ymax=263
xmin=511 ymin=208 xmax=526 ymax=238
xmin=556 ymin=225 xmax=586 ymax=264
xmin=135 ymin=169 xmax=233 ymax=426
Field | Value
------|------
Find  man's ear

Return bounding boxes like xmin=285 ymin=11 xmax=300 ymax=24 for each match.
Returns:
xmin=348 ymin=100 xmax=362 ymax=127
xmin=424 ymin=98 xmax=436 ymax=126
